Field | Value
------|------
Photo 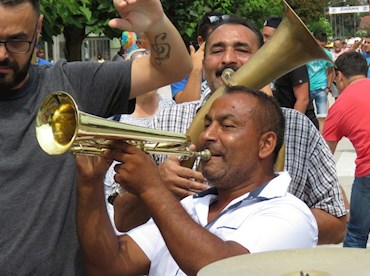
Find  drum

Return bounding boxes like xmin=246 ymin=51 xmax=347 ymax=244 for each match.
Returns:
xmin=198 ymin=247 xmax=370 ymax=276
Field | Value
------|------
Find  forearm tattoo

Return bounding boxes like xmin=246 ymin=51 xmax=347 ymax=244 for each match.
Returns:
xmin=151 ymin=33 xmax=170 ymax=65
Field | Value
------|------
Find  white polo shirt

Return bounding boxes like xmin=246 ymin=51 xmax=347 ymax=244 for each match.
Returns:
xmin=127 ymin=172 xmax=318 ymax=276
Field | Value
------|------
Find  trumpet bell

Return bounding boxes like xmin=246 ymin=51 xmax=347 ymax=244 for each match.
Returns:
xmin=36 ymin=91 xmax=211 ymax=160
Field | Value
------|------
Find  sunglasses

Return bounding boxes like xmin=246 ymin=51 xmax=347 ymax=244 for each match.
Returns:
xmin=208 ymin=15 xmax=230 ymax=24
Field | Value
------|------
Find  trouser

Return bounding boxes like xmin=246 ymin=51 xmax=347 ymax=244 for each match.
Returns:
xmin=343 ymin=174 xmax=370 ymax=248
xmin=310 ymin=88 xmax=328 ymax=117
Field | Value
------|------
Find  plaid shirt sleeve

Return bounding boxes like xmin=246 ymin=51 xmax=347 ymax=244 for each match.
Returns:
xmin=149 ymin=87 xmax=212 ymax=164
xmin=282 ymin=108 xmax=347 ymax=217
xmin=149 ymin=102 xmax=201 ymax=164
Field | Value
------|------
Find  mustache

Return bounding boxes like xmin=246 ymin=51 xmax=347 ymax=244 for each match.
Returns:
xmin=199 ymin=142 xmax=223 ymax=156
xmin=215 ymin=65 xmax=239 ymax=77
xmin=0 ymin=59 xmax=15 ymax=68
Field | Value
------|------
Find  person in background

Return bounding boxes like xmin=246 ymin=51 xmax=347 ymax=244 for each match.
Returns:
xmin=263 ymin=16 xmax=318 ymax=129
xmin=0 ymin=0 xmax=191 ymax=274
xmin=105 ymin=47 xmax=175 ymax=233
xmin=331 ymin=38 xmax=347 ymax=62
xmin=171 ymin=11 xmax=230 ymax=103
xmin=35 ymin=45 xmax=52 ymax=64
xmin=32 ymin=42 xmax=52 ymax=65
xmin=76 ymin=85 xmax=318 ymax=276
xmin=306 ymin=31 xmax=335 ymax=132
xmin=112 ymin=45 xmax=125 ymax=61
xmin=330 ymin=38 xmax=362 ymax=99
xmin=323 ymin=52 xmax=370 ymax=248
xmin=111 ymin=15 xmax=347 ymax=244
xmin=361 ymin=35 xmax=370 ymax=78
xmin=97 ymin=52 xmax=105 ymax=63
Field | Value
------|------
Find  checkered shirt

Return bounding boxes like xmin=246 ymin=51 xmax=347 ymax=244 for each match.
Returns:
xmin=281 ymin=108 xmax=346 ymax=217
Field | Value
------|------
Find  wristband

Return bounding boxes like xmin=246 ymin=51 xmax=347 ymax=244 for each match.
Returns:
xmin=108 ymin=192 xmax=118 ymax=205
xmin=107 ymin=186 xmax=126 ymax=205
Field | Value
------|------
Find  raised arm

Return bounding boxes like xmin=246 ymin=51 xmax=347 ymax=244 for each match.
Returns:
xmin=293 ymin=82 xmax=310 ymax=113
xmin=109 ymin=0 xmax=192 ymax=99
xmin=76 ymin=155 xmax=150 ymax=275
xmin=174 ymin=43 xmax=205 ymax=103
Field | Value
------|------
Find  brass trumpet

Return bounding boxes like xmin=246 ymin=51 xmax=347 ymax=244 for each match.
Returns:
xmin=35 ymin=91 xmax=211 ymax=160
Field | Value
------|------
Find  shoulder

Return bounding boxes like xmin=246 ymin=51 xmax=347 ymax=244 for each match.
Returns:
xmin=324 ymin=48 xmax=333 ymax=59
xmin=282 ymin=107 xmax=313 ymax=128
xmin=153 ymin=100 xmax=200 ymax=130
xmin=282 ymin=107 xmax=322 ymax=148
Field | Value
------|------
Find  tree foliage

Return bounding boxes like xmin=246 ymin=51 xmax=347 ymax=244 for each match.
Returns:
xmin=41 ymin=0 xmax=119 ymax=61
xmin=40 ymin=0 xmax=340 ymax=61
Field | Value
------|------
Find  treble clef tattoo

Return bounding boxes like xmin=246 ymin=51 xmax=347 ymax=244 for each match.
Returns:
xmin=151 ymin=33 xmax=170 ymax=65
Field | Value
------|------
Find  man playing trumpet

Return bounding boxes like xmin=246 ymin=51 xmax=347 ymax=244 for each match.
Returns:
xmin=76 ymin=86 xmax=318 ymax=276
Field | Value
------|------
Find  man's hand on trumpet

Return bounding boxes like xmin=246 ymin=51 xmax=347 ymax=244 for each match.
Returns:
xmin=158 ymin=155 xmax=209 ymax=199
xmin=105 ymin=141 xmax=208 ymax=200
xmin=106 ymin=141 xmax=163 ymax=197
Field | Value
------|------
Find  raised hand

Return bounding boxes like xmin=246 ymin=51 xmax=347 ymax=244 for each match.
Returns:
xmin=109 ymin=0 xmax=164 ymax=32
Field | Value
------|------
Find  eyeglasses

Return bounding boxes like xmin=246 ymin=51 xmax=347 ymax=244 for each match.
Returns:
xmin=208 ymin=15 xmax=230 ymax=24
xmin=0 ymin=24 xmax=38 ymax=54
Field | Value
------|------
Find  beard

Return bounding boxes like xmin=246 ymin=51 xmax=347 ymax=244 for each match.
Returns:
xmin=0 ymin=54 xmax=32 ymax=91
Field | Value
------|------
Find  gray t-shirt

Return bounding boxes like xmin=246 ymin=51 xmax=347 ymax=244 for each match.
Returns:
xmin=0 ymin=59 xmax=131 ymax=275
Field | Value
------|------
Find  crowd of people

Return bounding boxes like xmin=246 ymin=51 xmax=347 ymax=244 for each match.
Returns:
xmin=0 ymin=0 xmax=369 ymax=275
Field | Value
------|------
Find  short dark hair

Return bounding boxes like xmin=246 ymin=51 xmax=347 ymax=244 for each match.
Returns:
xmin=335 ymin=51 xmax=368 ymax=78
xmin=0 ymin=0 xmax=40 ymax=13
xmin=314 ymin=32 xmax=328 ymax=43
xmin=264 ymin=16 xmax=282 ymax=29
xmin=205 ymin=15 xmax=264 ymax=49
xmin=197 ymin=11 xmax=229 ymax=41
xmin=225 ymin=85 xmax=285 ymax=161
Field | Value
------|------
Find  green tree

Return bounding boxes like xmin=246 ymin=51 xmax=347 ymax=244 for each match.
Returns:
xmin=308 ymin=17 xmax=333 ymax=37
xmin=39 ymin=0 xmax=332 ymax=61
xmin=41 ymin=0 xmax=118 ymax=61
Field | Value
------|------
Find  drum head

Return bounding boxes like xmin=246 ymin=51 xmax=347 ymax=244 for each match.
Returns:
xmin=198 ymin=248 xmax=370 ymax=276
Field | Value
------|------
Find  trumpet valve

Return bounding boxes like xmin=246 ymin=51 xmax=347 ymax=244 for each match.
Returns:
xmin=196 ymin=149 xmax=211 ymax=161
xmin=221 ymin=68 xmax=236 ymax=87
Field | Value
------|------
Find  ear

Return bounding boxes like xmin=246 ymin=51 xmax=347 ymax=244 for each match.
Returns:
xmin=258 ymin=131 xmax=277 ymax=160
xmin=335 ymin=71 xmax=346 ymax=92
xmin=197 ymin=36 xmax=204 ymax=46
xmin=136 ymin=39 xmax=143 ymax=48
xmin=37 ymin=14 xmax=44 ymax=41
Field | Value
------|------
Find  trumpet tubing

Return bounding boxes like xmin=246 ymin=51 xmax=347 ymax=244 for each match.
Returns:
xmin=35 ymin=91 xmax=211 ymax=160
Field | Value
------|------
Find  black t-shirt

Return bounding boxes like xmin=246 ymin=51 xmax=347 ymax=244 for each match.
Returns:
xmin=274 ymin=65 xmax=318 ymax=129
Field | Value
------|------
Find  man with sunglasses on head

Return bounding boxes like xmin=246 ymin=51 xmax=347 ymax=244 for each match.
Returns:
xmin=170 ymin=11 xmax=231 ymax=103
xmin=0 ymin=0 xmax=191 ymax=275
xmin=111 ymin=15 xmax=347 ymax=245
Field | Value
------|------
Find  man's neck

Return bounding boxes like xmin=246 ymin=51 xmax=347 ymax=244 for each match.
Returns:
xmin=346 ymin=75 xmax=366 ymax=87
xmin=208 ymin=174 xmax=275 ymax=222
